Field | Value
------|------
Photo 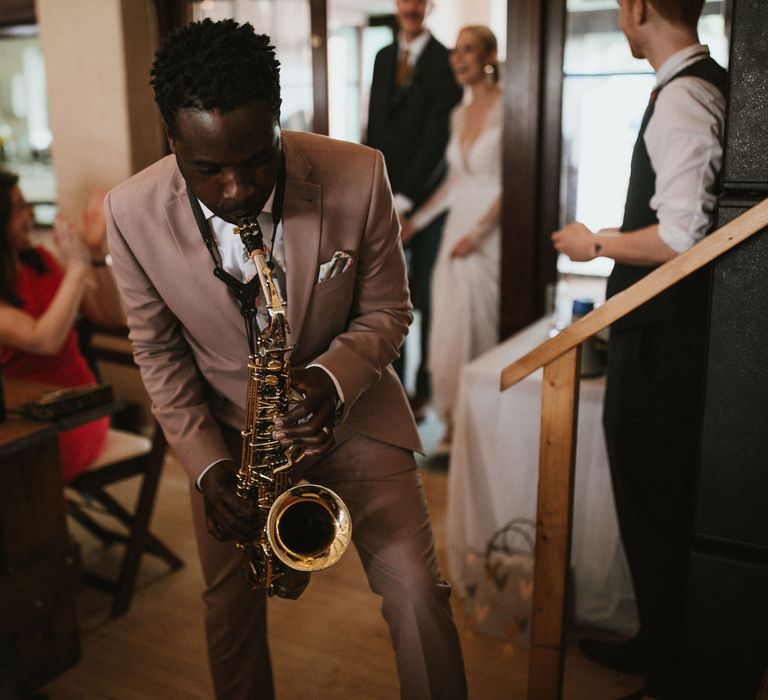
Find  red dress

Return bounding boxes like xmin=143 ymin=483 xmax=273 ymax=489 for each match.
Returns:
xmin=2 ymin=247 xmax=109 ymax=483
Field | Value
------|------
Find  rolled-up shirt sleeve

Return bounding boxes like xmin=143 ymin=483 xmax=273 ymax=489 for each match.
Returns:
xmin=646 ymin=76 xmax=726 ymax=253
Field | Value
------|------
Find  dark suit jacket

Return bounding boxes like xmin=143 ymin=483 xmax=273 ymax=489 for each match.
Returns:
xmin=366 ymin=35 xmax=462 ymax=209
xmin=105 ymin=131 xmax=422 ymax=484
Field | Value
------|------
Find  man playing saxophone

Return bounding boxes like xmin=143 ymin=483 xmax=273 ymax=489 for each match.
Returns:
xmin=105 ymin=18 xmax=467 ymax=700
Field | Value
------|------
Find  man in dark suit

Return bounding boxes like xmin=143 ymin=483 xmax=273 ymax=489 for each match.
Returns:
xmin=366 ymin=0 xmax=462 ymax=420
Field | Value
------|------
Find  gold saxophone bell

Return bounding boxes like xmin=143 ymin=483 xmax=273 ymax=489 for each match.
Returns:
xmin=267 ymin=484 xmax=352 ymax=571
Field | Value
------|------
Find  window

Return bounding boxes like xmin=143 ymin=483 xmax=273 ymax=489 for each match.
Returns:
xmin=191 ymin=0 xmax=314 ymax=131
xmin=328 ymin=22 xmax=391 ymax=143
xmin=0 ymin=24 xmax=56 ymax=225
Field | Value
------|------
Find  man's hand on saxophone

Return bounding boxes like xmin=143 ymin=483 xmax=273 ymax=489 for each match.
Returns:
xmin=200 ymin=461 xmax=263 ymax=542
xmin=273 ymin=366 xmax=338 ymax=458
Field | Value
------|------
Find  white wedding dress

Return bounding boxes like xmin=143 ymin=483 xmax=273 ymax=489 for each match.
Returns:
xmin=421 ymin=97 xmax=502 ymax=424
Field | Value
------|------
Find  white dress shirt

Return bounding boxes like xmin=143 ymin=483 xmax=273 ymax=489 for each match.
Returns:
xmin=198 ymin=191 xmax=285 ymax=328
xmin=645 ymin=44 xmax=726 ymax=253
xmin=398 ymin=28 xmax=432 ymax=67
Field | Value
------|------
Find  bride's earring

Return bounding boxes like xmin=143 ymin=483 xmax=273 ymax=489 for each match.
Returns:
xmin=484 ymin=63 xmax=495 ymax=84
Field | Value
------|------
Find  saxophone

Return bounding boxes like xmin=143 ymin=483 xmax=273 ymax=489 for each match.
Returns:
xmin=233 ymin=218 xmax=352 ymax=599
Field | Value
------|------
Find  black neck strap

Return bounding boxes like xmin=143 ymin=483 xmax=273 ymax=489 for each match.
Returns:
xmin=186 ymin=150 xmax=287 ymax=354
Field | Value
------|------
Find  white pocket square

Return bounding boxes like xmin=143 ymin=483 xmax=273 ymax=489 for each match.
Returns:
xmin=318 ymin=250 xmax=355 ymax=283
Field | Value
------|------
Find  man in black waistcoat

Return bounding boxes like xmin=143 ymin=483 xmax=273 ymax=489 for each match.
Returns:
xmin=365 ymin=0 xmax=462 ymax=420
xmin=551 ymin=1 xmax=726 ymax=698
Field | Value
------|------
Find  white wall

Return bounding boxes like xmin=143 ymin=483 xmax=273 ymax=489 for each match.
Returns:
xmin=35 ymin=0 xmax=163 ymax=220
xmin=414 ymin=0 xmax=507 ymax=52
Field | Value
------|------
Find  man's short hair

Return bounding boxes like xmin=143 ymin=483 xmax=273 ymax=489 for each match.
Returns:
xmin=648 ymin=0 xmax=705 ymax=31
xmin=150 ymin=18 xmax=281 ymax=136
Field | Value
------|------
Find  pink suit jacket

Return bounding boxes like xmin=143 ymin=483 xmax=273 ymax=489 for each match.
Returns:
xmin=105 ymin=130 xmax=421 ymax=483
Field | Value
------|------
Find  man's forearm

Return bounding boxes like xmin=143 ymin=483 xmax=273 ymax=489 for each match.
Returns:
xmin=595 ymin=224 xmax=677 ymax=266
xmin=552 ymin=221 xmax=679 ymax=266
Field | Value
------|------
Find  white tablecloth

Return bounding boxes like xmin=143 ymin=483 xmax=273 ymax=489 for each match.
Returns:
xmin=446 ymin=316 xmax=637 ymax=634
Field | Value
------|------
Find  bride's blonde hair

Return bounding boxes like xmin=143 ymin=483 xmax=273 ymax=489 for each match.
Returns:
xmin=459 ymin=25 xmax=500 ymax=83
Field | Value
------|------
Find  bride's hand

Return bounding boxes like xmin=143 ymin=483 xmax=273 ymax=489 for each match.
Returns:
xmin=450 ymin=234 xmax=478 ymax=258
xmin=400 ymin=218 xmax=417 ymax=243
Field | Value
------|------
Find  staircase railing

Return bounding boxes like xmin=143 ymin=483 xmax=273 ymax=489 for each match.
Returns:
xmin=499 ymin=197 xmax=768 ymax=699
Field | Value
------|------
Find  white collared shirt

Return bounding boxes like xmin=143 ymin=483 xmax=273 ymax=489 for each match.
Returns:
xmin=197 ymin=188 xmax=285 ymax=287
xmin=645 ymin=44 xmax=726 ymax=253
xmin=398 ymin=28 xmax=432 ymax=66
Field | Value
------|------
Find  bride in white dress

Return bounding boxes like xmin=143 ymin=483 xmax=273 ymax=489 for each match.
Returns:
xmin=403 ymin=25 xmax=502 ymax=451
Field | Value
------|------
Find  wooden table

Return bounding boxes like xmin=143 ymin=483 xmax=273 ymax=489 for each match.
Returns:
xmin=0 ymin=378 xmax=123 ymax=694
xmin=0 ymin=413 xmax=81 ymax=694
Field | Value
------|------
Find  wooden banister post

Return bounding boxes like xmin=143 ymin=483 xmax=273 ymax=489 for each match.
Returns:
xmin=528 ymin=347 xmax=581 ymax=700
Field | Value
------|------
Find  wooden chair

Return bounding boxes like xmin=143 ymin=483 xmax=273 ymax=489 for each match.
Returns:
xmin=66 ymin=322 xmax=183 ymax=617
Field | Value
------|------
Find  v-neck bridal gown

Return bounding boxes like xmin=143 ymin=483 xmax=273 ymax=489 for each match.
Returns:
xmin=428 ymin=97 xmax=502 ymax=424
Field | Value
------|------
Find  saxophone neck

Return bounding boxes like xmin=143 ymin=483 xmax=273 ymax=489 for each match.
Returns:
xmin=258 ymin=261 xmax=288 ymax=333
xmin=234 ymin=217 xmax=290 ymax=332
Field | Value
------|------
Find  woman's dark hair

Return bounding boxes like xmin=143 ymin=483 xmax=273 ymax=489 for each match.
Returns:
xmin=0 ymin=169 xmax=21 ymax=306
xmin=0 ymin=169 xmax=17 ymax=233
xmin=0 ymin=169 xmax=46 ymax=307
xmin=150 ymin=18 xmax=282 ymax=137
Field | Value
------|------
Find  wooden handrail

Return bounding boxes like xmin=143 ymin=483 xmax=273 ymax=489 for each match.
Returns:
xmin=501 ymin=196 xmax=768 ymax=390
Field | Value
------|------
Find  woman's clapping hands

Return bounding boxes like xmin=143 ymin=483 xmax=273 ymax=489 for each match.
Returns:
xmin=52 ymin=212 xmax=93 ymax=283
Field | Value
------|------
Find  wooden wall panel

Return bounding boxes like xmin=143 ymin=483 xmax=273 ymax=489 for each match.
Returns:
xmin=501 ymin=0 xmax=565 ymax=339
xmin=0 ymin=0 xmax=34 ymax=27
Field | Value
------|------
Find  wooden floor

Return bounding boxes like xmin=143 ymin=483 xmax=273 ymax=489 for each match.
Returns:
xmin=41 ymin=452 xmax=643 ymax=700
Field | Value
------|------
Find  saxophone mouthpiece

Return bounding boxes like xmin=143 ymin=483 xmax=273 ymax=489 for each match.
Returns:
xmin=236 ymin=215 xmax=257 ymax=229
xmin=234 ymin=217 xmax=265 ymax=256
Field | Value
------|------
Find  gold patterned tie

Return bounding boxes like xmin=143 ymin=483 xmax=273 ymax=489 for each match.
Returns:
xmin=396 ymin=47 xmax=410 ymax=86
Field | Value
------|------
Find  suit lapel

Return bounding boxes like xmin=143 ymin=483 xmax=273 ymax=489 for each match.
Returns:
xmin=281 ymin=135 xmax=321 ymax=345
xmin=163 ymin=185 xmax=245 ymax=337
xmin=381 ymin=42 xmax=397 ymax=102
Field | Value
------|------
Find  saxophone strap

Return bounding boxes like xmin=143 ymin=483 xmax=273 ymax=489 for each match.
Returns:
xmin=186 ymin=151 xmax=287 ymax=354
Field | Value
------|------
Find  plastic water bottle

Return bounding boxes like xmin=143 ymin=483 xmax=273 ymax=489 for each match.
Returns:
xmin=571 ymin=299 xmax=603 ymax=377
xmin=571 ymin=298 xmax=594 ymax=322
xmin=548 ymin=279 xmax=572 ymax=338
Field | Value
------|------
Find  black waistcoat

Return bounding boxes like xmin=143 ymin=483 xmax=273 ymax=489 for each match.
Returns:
xmin=606 ymin=56 xmax=727 ymax=330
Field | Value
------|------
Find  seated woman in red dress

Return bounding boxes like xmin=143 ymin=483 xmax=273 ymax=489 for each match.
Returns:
xmin=0 ymin=170 xmax=125 ymax=483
